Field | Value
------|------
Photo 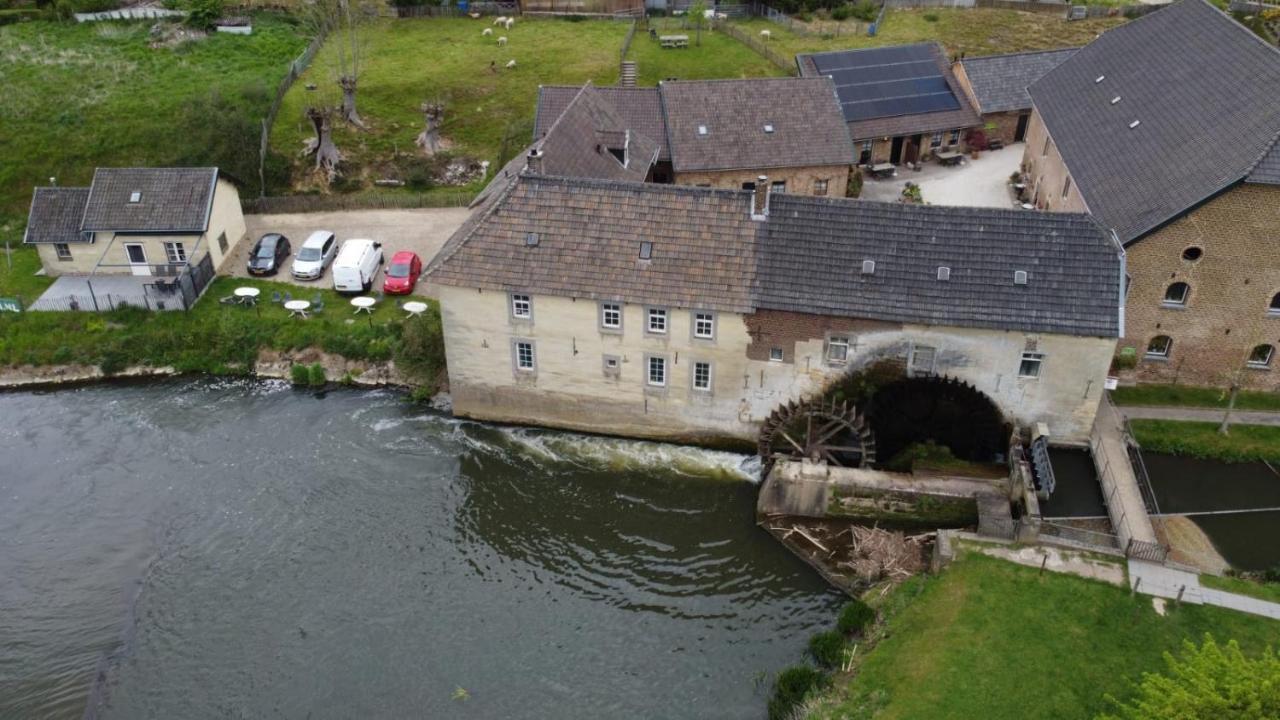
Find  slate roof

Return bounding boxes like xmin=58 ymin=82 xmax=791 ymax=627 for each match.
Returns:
xmin=1247 ymin=134 xmax=1280 ymax=185
xmin=532 ymin=84 xmax=659 ymax=184
xmin=958 ymin=47 xmax=1077 ymax=114
xmin=23 ymin=187 xmax=91 ymax=245
xmin=797 ymin=44 xmax=982 ymax=141
xmin=536 ymin=85 xmax=670 ymax=161
xmin=81 ymin=167 xmax=218 ymax=233
xmin=758 ymin=195 xmax=1121 ymax=337
xmin=430 ymin=174 xmax=1122 ymax=337
xmin=659 ymin=77 xmax=856 ymax=173
xmin=1028 ymin=0 xmax=1280 ymax=244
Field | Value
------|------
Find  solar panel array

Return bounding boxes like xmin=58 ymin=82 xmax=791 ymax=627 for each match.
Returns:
xmin=809 ymin=45 xmax=962 ymax=123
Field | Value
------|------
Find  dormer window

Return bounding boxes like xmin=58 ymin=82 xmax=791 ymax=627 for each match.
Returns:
xmin=861 ymin=260 xmax=875 ymax=274
xmin=639 ymin=241 xmax=653 ymax=260
xmin=697 ymin=125 xmax=708 ymax=136
xmin=1014 ymin=270 xmax=1028 ymax=285
xmin=763 ymin=123 xmax=775 ymax=134
xmin=129 ymin=191 xmax=142 ymax=203
xmin=937 ymin=266 xmax=951 ymax=281
xmin=525 ymin=232 xmax=539 ymax=247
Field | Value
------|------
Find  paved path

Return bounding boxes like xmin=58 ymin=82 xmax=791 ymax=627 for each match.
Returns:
xmin=1120 ymin=405 xmax=1280 ymax=426
xmin=1128 ymin=559 xmax=1280 ymax=620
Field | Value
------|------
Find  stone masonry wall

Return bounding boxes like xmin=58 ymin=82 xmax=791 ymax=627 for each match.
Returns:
xmin=675 ymin=164 xmax=851 ymax=197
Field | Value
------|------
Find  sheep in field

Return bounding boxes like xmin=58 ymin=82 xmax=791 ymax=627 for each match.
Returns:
xmin=504 ymin=17 xmax=514 ymax=29
xmin=759 ymin=29 xmax=771 ymax=40
xmin=497 ymin=35 xmax=507 ymax=46
xmin=482 ymin=27 xmax=493 ymax=36
xmin=505 ymin=59 xmax=517 ymax=69
xmin=493 ymin=16 xmax=507 ymax=25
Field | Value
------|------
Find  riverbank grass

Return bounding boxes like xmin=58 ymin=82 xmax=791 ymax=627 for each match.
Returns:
xmin=1111 ymin=383 xmax=1280 ymax=412
xmin=1201 ymin=573 xmax=1280 ymax=604
xmin=1129 ymin=419 xmax=1280 ymax=464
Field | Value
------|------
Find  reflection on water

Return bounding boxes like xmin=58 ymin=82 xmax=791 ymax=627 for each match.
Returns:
xmin=0 ymin=379 xmax=839 ymax=719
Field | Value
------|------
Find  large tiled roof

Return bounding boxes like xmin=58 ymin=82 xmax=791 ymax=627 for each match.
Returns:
xmin=1247 ymin=134 xmax=1280 ymax=185
xmin=958 ymin=48 xmax=1077 ymax=114
xmin=23 ymin=187 xmax=91 ymax=245
xmin=81 ymin=167 xmax=218 ymax=233
xmin=536 ymin=85 xmax=670 ymax=161
xmin=430 ymin=175 xmax=1122 ymax=337
xmin=533 ymin=84 xmax=659 ymax=183
xmin=758 ymin=195 xmax=1121 ymax=337
xmin=1028 ymin=0 xmax=1280 ymax=244
xmin=659 ymin=77 xmax=855 ymax=173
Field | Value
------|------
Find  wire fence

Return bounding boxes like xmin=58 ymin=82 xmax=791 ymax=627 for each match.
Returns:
xmin=242 ymin=190 xmax=476 ymax=214
xmin=258 ymin=31 xmax=327 ymax=197
xmin=717 ymin=21 xmax=795 ymax=73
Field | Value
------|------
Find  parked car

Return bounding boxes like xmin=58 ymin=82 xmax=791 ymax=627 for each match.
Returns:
xmin=382 ymin=251 xmax=422 ymax=295
xmin=332 ymin=238 xmax=383 ymax=294
xmin=291 ymin=230 xmax=338 ymax=280
xmin=247 ymin=233 xmax=290 ymax=276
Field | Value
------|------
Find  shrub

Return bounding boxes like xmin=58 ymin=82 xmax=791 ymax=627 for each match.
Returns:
xmin=846 ymin=168 xmax=863 ymax=198
xmin=307 ymin=362 xmax=326 ymax=386
xmin=290 ymin=363 xmax=310 ymax=385
xmin=396 ymin=309 xmax=445 ymax=382
xmin=830 ymin=3 xmax=850 ymax=20
xmin=809 ymin=630 xmax=846 ymax=668
xmin=768 ymin=666 xmax=829 ymax=720
xmin=851 ymin=0 xmax=878 ymax=20
xmin=837 ymin=599 xmax=875 ymax=635
xmin=923 ymin=11 xmax=938 ymax=21
xmin=185 ymin=0 xmax=222 ymax=31
xmin=1110 ymin=346 xmax=1138 ymax=372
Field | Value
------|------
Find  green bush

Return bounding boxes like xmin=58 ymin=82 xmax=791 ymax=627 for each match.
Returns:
xmin=396 ymin=310 xmax=445 ymax=381
xmin=923 ymin=11 xmax=938 ymax=21
xmin=307 ymin=362 xmax=326 ymax=386
xmin=184 ymin=0 xmax=222 ymax=30
xmin=769 ymin=665 xmax=829 ymax=720
xmin=838 ymin=599 xmax=875 ymax=635
xmin=846 ymin=168 xmax=863 ymax=198
xmin=852 ymin=0 xmax=878 ymax=21
xmin=809 ymin=630 xmax=846 ymax=668
xmin=830 ymin=3 xmax=851 ymax=20
xmin=290 ymin=363 xmax=310 ymax=385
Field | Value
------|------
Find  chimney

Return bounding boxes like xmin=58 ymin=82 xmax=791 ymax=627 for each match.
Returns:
xmin=527 ymin=148 xmax=543 ymax=174
xmin=751 ymin=175 xmax=770 ymax=220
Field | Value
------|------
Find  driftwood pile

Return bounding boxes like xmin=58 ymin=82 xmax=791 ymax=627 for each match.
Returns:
xmin=768 ymin=518 xmax=930 ymax=584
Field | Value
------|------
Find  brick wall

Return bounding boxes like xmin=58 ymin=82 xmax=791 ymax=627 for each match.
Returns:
xmin=1117 ymin=183 xmax=1280 ymax=390
xmin=674 ymin=164 xmax=852 ymax=197
xmin=979 ymin=110 xmax=1030 ymax=147
xmin=1020 ymin=107 xmax=1088 ymax=212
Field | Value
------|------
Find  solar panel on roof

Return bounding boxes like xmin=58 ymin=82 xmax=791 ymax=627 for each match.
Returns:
xmin=808 ymin=45 xmax=963 ymax=123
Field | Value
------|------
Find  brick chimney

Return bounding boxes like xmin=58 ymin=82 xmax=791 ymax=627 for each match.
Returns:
xmin=527 ymin=148 xmax=544 ymax=174
xmin=751 ymin=175 xmax=770 ymax=220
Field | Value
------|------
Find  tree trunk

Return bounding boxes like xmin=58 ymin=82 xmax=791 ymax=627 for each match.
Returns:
xmin=1218 ymin=383 xmax=1239 ymax=436
xmin=339 ymin=75 xmax=366 ymax=129
xmin=302 ymin=107 xmax=342 ymax=183
xmin=416 ymin=102 xmax=444 ymax=155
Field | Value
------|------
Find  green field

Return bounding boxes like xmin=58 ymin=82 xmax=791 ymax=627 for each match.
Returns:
xmin=805 ymin=552 xmax=1280 ymax=720
xmin=1129 ymin=419 xmax=1280 ymax=464
xmin=0 ymin=15 xmax=307 ymax=215
xmin=734 ymin=8 xmax=1125 ymax=59
xmin=1111 ymin=383 xmax=1280 ymax=412
xmin=627 ymin=19 xmax=788 ymax=85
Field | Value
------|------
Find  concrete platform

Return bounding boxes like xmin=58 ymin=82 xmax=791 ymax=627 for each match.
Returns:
xmin=29 ymin=275 xmax=185 ymax=312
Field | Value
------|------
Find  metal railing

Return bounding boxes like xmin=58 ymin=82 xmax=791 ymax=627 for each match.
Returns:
xmin=1040 ymin=521 xmax=1119 ymax=550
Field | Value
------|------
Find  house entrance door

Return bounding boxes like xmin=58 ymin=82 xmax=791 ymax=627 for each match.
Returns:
xmin=889 ymin=136 xmax=904 ymax=164
xmin=124 ymin=243 xmax=150 ymax=276
xmin=904 ymin=134 xmax=923 ymax=164
xmin=1015 ymin=113 xmax=1030 ymax=142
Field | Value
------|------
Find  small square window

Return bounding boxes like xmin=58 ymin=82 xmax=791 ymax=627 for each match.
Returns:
xmin=948 ymin=130 xmax=960 ymax=145
xmin=1247 ymin=344 xmax=1273 ymax=369
xmin=828 ymin=336 xmax=850 ymax=364
xmin=515 ymin=341 xmax=535 ymax=372
xmin=697 ymin=125 xmax=708 ymax=136
xmin=511 ymin=293 xmax=532 ymax=319
xmin=603 ymin=354 xmax=621 ymax=377
xmin=647 ymin=308 xmax=667 ymax=334
xmin=1018 ymin=351 xmax=1043 ymax=378
xmin=164 ymin=241 xmax=186 ymax=264
xmin=693 ymin=361 xmax=712 ymax=392
xmin=930 ymin=132 xmax=943 ymax=148
xmin=1146 ymin=335 xmax=1172 ymax=359
xmin=769 ymin=347 xmax=784 ymax=362
xmin=693 ymin=311 xmax=715 ymax=340
xmin=814 ymin=179 xmax=828 ymax=196
xmin=639 ymin=241 xmax=653 ymax=260
xmin=54 ymin=243 xmax=72 ymax=260
xmin=525 ymin=232 xmax=539 ymax=247
xmin=937 ymin=266 xmax=951 ymax=281
xmin=647 ymin=355 xmax=667 ymax=387
xmin=763 ymin=123 xmax=775 ymax=134
xmin=601 ymin=302 xmax=622 ymax=331
xmin=771 ymin=181 xmax=787 ymax=194
xmin=129 ymin=191 xmax=142 ymax=203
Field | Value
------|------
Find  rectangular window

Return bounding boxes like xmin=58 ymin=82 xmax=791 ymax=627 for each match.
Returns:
xmin=692 ymin=361 xmax=712 ymax=392
xmin=647 ymin=355 xmax=667 ymax=387
xmin=909 ymin=345 xmax=936 ymax=376
xmin=647 ymin=307 xmax=667 ymax=334
xmin=1018 ymin=352 xmax=1044 ymax=379
xmin=515 ymin=340 xmax=535 ymax=372
xmin=1042 ymin=137 xmax=1051 ymax=157
xmin=828 ymin=336 xmax=850 ymax=364
xmin=217 ymin=232 xmax=228 ymax=254
xmin=511 ymin=293 xmax=532 ymax=320
xmin=54 ymin=243 xmax=72 ymax=260
xmin=859 ymin=140 xmax=873 ymax=164
xmin=948 ymin=129 xmax=960 ymax=145
xmin=164 ymin=241 xmax=186 ymax=263
xmin=813 ymin=179 xmax=828 ymax=196
xmin=771 ymin=181 xmax=787 ymax=194
xmin=1146 ymin=336 xmax=1172 ymax=359
xmin=1061 ymin=176 xmax=1072 ymax=199
xmin=602 ymin=354 xmax=621 ymax=378
xmin=600 ymin=302 xmax=622 ymax=331
xmin=693 ymin=311 xmax=715 ymax=340
xmin=930 ymin=132 xmax=943 ymax=148
xmin=769 ymin=347 xmax=784 ymax=362
xmin=1248 ymin=345 xmax=1274 ymax=369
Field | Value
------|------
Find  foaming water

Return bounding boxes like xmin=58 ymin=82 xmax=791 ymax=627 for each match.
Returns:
xmin=0 ymin=379 xmax=838 ymax=720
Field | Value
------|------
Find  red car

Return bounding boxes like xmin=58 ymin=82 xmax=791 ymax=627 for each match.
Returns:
xmin=382 ymin=251 xmax=422 ymax=295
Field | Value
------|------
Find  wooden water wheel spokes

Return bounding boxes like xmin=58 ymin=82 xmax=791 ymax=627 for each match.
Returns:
xmin=758 ymin=396 xmax=876 ymax=474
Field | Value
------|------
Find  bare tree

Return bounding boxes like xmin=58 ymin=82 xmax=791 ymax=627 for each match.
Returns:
xmin=305 ymin=0 xmax=369 ymax=129
xmin=416 ymin=102 xmax=445 ymax=155
xmin=302 ymin=106 xmax=342 ymax=182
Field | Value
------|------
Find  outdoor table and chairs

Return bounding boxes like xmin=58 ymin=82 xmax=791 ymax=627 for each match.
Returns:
xmin=350 ymin=296 xmax=376 ymax=315
xmin=402 ymin=301 xmax=429 ymax=319
xmin=868 ymin=163 xmax=896 ymax=179
xmin=233 ymin=287 xmax=261 ymax=305
xmin=660 ymin=34 xmax=689 ymax=49
xmin=935 ymin=151 xmax=964 ymax=167
xmin=284 ymin=299 xmax=311 ymax=318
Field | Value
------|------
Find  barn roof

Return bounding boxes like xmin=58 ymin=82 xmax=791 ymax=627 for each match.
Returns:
xmin=23 ymin=187 xmax=92 ymax=245
xmin=958 ymin=47 xmax=1077 ymax=114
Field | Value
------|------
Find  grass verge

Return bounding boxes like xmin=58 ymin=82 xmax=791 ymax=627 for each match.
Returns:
xmin=804 ymin=552 xmax=1280 ymax=720
xmin=627 ymin=19 xmax=788 ymax=85
xmin=0 ymin=243 xmax=52 ymax=302
xmin=1128 ymin=419 xmax=1280 ymax=464
xmin=1201 ymin=573 xmax=1280 ymax=604
xmin=1111 ymin=383 xmax=1280 ymax=412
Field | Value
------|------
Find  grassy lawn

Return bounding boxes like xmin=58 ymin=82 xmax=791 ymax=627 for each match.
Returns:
xmin=0 ymin=15 xmax=307 ymax=214
xmin=806 ymin=552 xmax=1280 ymax=720
xmin=627 ymin=20 xmax=788 ymax=85
xmin=0 ymin=276 xmax=443 ymax=383
xmin=733 ymin=9 xmax=1124 ymax=59
xmin=0 ymin=224 xmax=53 ymax=302
xmin=270 ymin=17 xmax=629 ymax=194
xmin=1202 ymin=574 xmax=1280 ymax=604
xmin=1111 ymin=383 xmax=1280 ymax=412
xmin=1129 ymin=419 xmax=1280 ymax=464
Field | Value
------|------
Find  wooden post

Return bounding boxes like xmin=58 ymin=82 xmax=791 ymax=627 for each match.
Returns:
xmin=1175 ymin=584 xmax=1185 ymax=607
xmin=1039 ymin=554 xmax=1048 ymax=576
xmin=1131 ymin=576 xmax=1141 ymax=597
xmin=1218 ymin=382 xmax=1239 ymax=436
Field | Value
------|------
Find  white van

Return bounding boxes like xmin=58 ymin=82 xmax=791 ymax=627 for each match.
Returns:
xmin=332 ymin=238 xmax=383 ymax=293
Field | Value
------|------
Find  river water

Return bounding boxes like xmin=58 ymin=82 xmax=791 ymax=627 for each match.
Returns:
xmin=0 ymin=379 xmax=841 ymax=719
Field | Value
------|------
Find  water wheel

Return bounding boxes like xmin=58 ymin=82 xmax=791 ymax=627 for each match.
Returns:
xmin=758 ymin=396 xmax=876 ymax=475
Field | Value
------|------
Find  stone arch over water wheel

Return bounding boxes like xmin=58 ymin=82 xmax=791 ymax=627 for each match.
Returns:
xmin=867 ymin=375 xmax=1008 ymax=467
xmin=758 ymin=396 xmax=876 ymax=475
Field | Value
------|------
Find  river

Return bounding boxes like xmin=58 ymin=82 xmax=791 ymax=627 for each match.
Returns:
xmin=0 ymin=379 xmax=841 ymax=719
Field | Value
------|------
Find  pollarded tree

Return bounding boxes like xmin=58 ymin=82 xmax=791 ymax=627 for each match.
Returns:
xmin=687 ymin=0 xmax=708 ymax=46
xmin=304 ymin=0 xmax=371 ymax=129
xmin=1098 ymin=635 xmax=1280 ymax=720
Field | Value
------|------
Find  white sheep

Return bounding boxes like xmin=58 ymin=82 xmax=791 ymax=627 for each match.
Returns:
xmin=497 ymin=35 xmax=507 ymax=46
xmin=493 ymin=16 xmax=507 ymax=25
xmin=504 ymin=17 xmax=514 ymax=29
xmin=759 ymin=29 xmax=771 ymax=40
xmin=482 ymin=27 xmax=493 ymax=36
xmin=505 ymin=59 xmax=517 ymax=69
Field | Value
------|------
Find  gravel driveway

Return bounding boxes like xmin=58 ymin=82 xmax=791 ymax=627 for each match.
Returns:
xmin=225 ymin=207 xmax=472 ymax=296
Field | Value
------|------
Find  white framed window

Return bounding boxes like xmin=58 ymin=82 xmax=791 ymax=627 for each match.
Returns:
xmin=602 ymin=354 xmax=621 ymax=378
xmin=164 ymin=241 xmax=186 ymax=263
xmin=692 ymin=361 xmax=712 ymax=392
xmin=1163 ymin=282 xmax=1189 ymax=307
xmin=514 ymin=340 xmax=535 ymax=373
xmin=510 ymin=293 xmax=532 ymax=320
xmin=769 ymin=347 xmax=784 ymax=362
xmin=1247 ymin=344 xmax=1273 ymax=369
xmin=54 ymin=243 xmax=72 ymax=260
xmin=647 ymin=355 xmax=667 ymax=387
xmin=814 ymin=179 xmax=828 ymax=196
xmin=771 ymin=180 xmax=787 ymax=194
xmin=647 ymin=307 xmax=668 ymax=334
xmin=828 ymin=336 xmax=850 ymax=364
xmin=693 ymin=311 xmax=715 ymax=340
xmin=1018 ymin=351 xmax=1044 ymax=378
xmin=948 ymin=129 xmax=960 ymax=145
xmin=930 ymin=132 xmax=943 ymax=148
xmin=600 ymin=302 xmax=622 ymax=331
xmin=1146 ymin=335 xmax=1172 ymax=359
xmin=1268 ymin=292 xmax=1280 ymax=316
